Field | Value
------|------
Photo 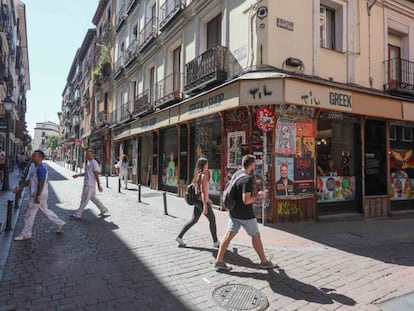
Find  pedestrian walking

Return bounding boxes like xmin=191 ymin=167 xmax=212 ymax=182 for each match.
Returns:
xmin=17 ymin=152 xmax=27 ymax=175
xmin=214 ymin=154 xmax=277 ymax=271
xmin=13 ymin=150 xmax=65 ymax=241
xmin=117 ymin=155 xmax=129 ymax=189
xmin=0 ymin=148 xmax=5 ymax=181
xmin=70 ymin=149 xmax=109 ymax=220
xmin=176 ymin=157 xmax=220 ymax=248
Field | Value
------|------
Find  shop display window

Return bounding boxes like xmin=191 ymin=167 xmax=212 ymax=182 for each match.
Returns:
xmin=389 ymin=124 xmax=414 ymax=201
xmin=161 ymin=127 xmax=178 ymax=187
xmin=317 ymin=116 xmax=360 ymax=202
xmin=191 ymin=115 xmax=222 ymax=196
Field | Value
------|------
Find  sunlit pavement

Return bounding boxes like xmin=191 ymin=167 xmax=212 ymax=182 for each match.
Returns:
xmin=0 ymin=161 xmax=413 ymax=310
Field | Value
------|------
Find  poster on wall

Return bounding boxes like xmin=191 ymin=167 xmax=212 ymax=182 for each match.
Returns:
xmin=294 ymin=157 xmax=315 ymax=195
xmin=275 ymin=119 xmax=296 ymax=155
xmin=227 ymin=131 xmax=246 ymax=169
xmin=390 ymin=149 xmax=414 ymax=200
xmin=390 ymin=178 xmax=414 ymax=200
xmin=317 ymin=176 xmax=355 ymax=202
xmin=275 ymin=157 xmax=294 ymax=196
xmin=132 ymin=139 xmax=137 ymax=175
xmin=209 ymin=169 xmax=221 ymax=195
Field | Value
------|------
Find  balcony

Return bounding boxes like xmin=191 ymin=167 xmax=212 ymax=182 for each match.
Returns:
xmin=115 ymin=3 xmax=127 ymax=32
xmin=138 ymin=17 xmax=157 ymax=52
xmin=159 ymin=0 xmax=185 ymax=30
xmin=95 ymin=111 xmax=109 ymax=127
xmin=133 ymin=90 xmax=152 ymax=117
xmin=155 ymin=72 xmax=183 ymax=109
xmin=0 ymin=5 xmax=10 ymax=33
xmin=384 ymin=58 xmax=414 ymax=96
xmin=126 ymin=0 xmax=138 ymax=13
xmin=120 ymin=101 xmax=132 ymax=123
xmin=101 ymin=19 xmax=111 ymax=39
xmin=184 ymin=45 xmax=228 ymax=95
xmin=124 ymin=40 xmax=138 ymax=67
xmin=113 ymin=56 xmax=124 ymax=79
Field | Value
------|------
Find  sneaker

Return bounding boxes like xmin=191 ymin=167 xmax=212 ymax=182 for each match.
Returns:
xmin=56 ymin=222 xmax=65 ymax=233
xmin=175 ymin=237 xmax=186 ymax=247
xmin=99 ymin=210 xmax=110 ymax=217
xmin=14 ymin=235 xmax=32 ymax=241
xmin=69 ymin=215 xmax=81 ymax=220
xmin=214 ymin=261 xmax=232 ymax=271
xmin=259 ymin=260 xmax=278 ymax=269
xmin=213 ymin=241 xmax=220 ymax=248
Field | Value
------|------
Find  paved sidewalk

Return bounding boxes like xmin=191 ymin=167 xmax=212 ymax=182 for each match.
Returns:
xmin=0 ymin=161 xmax=413 ymax=310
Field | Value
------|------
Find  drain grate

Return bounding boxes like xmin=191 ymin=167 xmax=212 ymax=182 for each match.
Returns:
xmin=212 ymin=284 xmax=269 ymax=311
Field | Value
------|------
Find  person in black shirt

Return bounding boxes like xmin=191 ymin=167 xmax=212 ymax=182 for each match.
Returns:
xmin=214 ymin=154 xmax=278 ymax=271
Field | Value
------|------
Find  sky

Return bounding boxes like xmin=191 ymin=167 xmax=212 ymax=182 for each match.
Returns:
xmin=24 ymin=0 xmax=99 ymax=137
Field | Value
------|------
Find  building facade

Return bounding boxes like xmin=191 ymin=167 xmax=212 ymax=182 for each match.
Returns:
xmin=61 ymin=0 xmax=414 ymax=222
xmin=33 ymin=121 xmax=58 ymax=157
xmin=0 ymin=0 xmax=30 ymax=165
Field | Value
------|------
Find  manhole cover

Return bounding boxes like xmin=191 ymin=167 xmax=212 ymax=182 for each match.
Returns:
xmin=212 ymin=284 xmax=269 ymax=311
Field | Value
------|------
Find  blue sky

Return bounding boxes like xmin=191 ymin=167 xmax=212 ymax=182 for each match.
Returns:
xmin=24 ymin=0 xmax=99 ymax=136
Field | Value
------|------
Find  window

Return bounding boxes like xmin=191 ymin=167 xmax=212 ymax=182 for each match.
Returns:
xmin=207 ymin=13 xmax=222 ymax=49
xmin=320 ymin=6 xmax=335 ymax=49
xmin=42 ymin=132 xmax=45 ymax=137
xmin=402 ymin=127 xmax=413 ymax=142
xmin=390 ymin=125 xmax=397 ymax=141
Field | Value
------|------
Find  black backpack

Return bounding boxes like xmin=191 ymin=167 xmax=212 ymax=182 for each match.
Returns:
xmin=185 ymin=183 xmax=198 ymax=205
xmin=222 ymin=171 xmax=248 ymax=211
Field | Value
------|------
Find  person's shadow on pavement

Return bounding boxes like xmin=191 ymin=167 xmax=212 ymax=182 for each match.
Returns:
xmin=220 ymin=268 xmax=356 ymax=306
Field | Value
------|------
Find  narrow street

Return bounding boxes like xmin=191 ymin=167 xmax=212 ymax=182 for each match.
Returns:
xmin=0 ymin=161 xmax=413 ymax=310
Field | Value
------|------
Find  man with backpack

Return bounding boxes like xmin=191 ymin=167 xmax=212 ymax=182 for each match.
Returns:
xmin=214 ymin=154 xmax=277 ymax=271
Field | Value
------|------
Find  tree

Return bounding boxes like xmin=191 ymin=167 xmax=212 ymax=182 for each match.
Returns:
xmin=45 ymin=135 xmax=58 ymax=154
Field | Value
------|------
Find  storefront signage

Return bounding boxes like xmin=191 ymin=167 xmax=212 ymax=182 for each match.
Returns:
xmin=285 ymin=80 xmax=353 ymax=113
xmin=240 ymin=80 xmax=284 ymax=105
xmin=188 ymin=93 xmax=224 ymax=115
xmin=256 ymin=107 xmax=275 ymax=132
xmin=329 ymin=92 xmax=352 ymax=108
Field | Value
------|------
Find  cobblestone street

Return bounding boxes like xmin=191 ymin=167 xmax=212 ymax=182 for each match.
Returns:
xmin=0 ymin=161 xmax=413 ymax=310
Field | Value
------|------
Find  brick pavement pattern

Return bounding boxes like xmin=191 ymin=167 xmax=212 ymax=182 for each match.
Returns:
xmin=0 ymin=161 xmax=413 ymax=310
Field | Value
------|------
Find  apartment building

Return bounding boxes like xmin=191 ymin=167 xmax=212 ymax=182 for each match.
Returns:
xmin=59 ymin=0 xmax=414 ymax=222
xmin=0 ymin=0 xmax=30 ymax=164
xmin=33 ymin=121 xmax=58 ymax=157
xmin=61 ymin=29 xmax=96 ymax=170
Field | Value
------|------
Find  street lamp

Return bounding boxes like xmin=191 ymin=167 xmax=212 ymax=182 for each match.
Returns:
xmin=2 ymin=95 xmax=14 ymax=191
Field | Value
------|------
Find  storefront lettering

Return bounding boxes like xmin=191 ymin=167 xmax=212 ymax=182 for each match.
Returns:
xmin=277 ymin=201 xmax=303 ymax=218
xmin=188 ymin=93 xmax=224 ymax=114
xmin=249 ymin=85 xmax=272 ymax=100
xmin=301 ymin=91 xmax=320 ymax=106
xmin=329 ymin=92 xmax=352 ymax=108
xmin=140 ymin=118 xmax=157 ymax=129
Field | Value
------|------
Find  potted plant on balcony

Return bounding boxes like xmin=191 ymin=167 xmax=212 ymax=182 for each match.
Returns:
xmin=92 ymin=46 xmax=111 ymax=87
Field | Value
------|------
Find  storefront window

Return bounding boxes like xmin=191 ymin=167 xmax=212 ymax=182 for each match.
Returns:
xmin=180 ymin=124 xmax=188 ymax=183
xmin=316 ymin=113 xmax=361 ymax=205
xmin=389 ymin=123 xmax=414 ymax=204
xmin=191 ymin=114 xmax=221 ymax=196
xmin=161 ymin=127 xmax=178 ymax=188
xmin=140 ymin=134 xmax=151 ymax=186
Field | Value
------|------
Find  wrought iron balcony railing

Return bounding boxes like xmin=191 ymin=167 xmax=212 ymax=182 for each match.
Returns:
xmin=95 ymin=111 xmax=108 ymax=127
xmin=114 ymin=56 xmax=124 ymax=79
xmin=120 ymin=101 xmax=131 ymax=123
xmin=133 ymin=89 xmax=152 ymax=117
xmin=159 ymin=0 xmax=185 ymax=30
xmin=139 ymin=17 xmax=157 ymax=51
xmin=115 ymin=3 xmax=127 ymax=32
xmin=124 ymin=40 xmax=138 ymax=67
xmin=384 ymin=58 xmax=414 ymax=95
xmin=126 ymin=0 xmax=138 ymax=13
xmin=184 ymin=45 xmax=228 ymax=94
xmin=155 ymin=72 xmax=183 ymax=108
xmin=0 ymin=5 xmax=10 ymax=33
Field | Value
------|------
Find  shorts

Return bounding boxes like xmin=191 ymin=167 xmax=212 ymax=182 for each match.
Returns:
xmin=227 ymin=216 xmax=260 ymax=237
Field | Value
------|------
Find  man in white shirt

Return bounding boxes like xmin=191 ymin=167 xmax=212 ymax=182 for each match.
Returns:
xmin=13 ymin=150 xmax=65 ymax=240
xmin=70 ymin=149 xmax=109 ymax=219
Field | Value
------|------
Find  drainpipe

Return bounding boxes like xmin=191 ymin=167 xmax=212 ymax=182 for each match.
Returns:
xmin=367 ymin=0 xmax=378 ymax=88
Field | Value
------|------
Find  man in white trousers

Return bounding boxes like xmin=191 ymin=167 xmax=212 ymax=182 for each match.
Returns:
xmin=70 ymin=149 xmax=109 ymax=220
xmin=13 ymin=150 xmax=66 ymax=241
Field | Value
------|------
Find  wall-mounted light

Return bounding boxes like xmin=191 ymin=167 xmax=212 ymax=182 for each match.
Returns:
xmin=285 ymin=57 xmax=303 ymax=67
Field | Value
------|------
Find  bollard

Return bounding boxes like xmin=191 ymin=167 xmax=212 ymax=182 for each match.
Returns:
xmin=118 ymin=178 xmax=121 ymax=193
xmin=138 ymin=184 xmax=141 ymax=203
xmin=5 ymin=200 xmax=13 ymax=231
xmin=106 ymin=175 xmax=109 ymax=188
xmin=163 ymin=192 xmax=168 ymax=215
xmin=14 ymin=191 xmax=19 ymax=209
